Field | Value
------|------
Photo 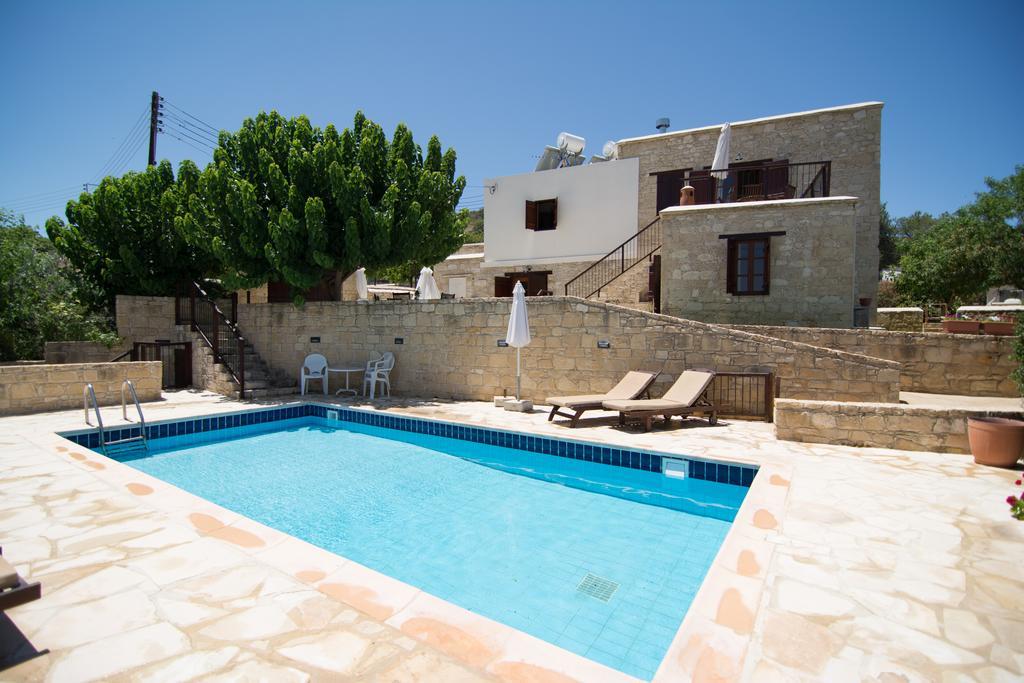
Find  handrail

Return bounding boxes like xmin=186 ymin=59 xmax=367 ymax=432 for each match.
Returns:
xmin=564 ymin=217 xmax=661 ymax=299
xmin=121 ymin=380 xmax=147 ymax=436
xmin=190 ymin=281 xmax=246 ymax=398
xmin=83 ymin=384 xmax=105 ymax=447
xmin=108 ymin=349 xmax=133 ymax=363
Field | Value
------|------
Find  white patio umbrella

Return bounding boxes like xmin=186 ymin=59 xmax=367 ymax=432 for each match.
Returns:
xmin=505 ymin=280 xmax=531 ymax=400
xmin=354 ymin=267 xmax=369 ymax=300
xmin=415 ymin=266 xmax=441 ymax=300
xmin=711 ymin=123 xmax=731 ymax=181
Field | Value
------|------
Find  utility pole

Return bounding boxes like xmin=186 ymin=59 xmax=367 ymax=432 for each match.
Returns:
xmin=148 ymin=91 xmax=159 ymax=166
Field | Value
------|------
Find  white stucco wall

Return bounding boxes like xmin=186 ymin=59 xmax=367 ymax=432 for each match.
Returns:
xmin=483 ymin=157 xmax=639 ymax=265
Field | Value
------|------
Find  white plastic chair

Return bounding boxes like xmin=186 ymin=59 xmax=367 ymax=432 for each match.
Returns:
xmin=363 ymin=352 xmax=395 ymax=399
xmin=300 ymin=353 xmax=329 ymax=395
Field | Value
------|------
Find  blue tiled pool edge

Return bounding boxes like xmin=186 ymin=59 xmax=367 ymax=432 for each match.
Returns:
xmin=60 ymin=402 xmax=757 ymax=487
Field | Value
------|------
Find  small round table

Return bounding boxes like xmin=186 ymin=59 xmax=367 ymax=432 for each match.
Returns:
xmin=327 ymin=367 xmax=363 ymax=396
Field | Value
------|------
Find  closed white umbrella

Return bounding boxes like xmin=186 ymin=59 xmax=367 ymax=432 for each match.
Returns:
xmin=354 ymin=267 xmax=369 ymax=300
xmin=415 ymin=267 xmax=441 ymax=300
xmin=711 ymin=123 xmax=731 ymax=179
xmin=505 ymin=280 xmax=531 ymax=400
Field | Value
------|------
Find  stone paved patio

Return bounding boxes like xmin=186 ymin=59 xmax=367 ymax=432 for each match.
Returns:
xmin=1 ymin=390 xmax=1022 ymax=682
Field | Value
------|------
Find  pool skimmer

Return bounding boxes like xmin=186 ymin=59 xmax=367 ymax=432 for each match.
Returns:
xmin=577 ymin=573 xmax=619 ymax=602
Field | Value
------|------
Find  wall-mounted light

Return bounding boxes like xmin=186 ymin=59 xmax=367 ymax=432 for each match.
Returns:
xmin=394 ymin=338 xmax=404 ymax=345
xmin=310 ymin=337 xmax=321 ymax=344
xmin=597 ymin=340 xmax=611 ymax=349
xmin=497 ymin=340 xmax=509 ymax=347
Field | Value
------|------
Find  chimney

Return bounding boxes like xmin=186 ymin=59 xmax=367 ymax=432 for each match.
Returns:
xmin=656 ymin=117 xmax=670 ymax=133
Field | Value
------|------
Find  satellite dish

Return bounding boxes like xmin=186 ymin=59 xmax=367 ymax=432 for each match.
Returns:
xmin=602 ymin=141 xmax=618 ymax=159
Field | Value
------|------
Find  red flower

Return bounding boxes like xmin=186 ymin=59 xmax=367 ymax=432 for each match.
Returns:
xmin=1017 ymin=480 xmax=1023 ymax=486
xmin=1009 ymin=496 xmax=1019 ymax=505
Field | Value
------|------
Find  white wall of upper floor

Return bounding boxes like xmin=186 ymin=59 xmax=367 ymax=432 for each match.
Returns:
xmin=482 ymin=157 xmax=639 ymax=265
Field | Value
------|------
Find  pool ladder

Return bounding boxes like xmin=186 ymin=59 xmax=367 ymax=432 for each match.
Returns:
xmin=84 ymin=380 xmax=148 ymax=456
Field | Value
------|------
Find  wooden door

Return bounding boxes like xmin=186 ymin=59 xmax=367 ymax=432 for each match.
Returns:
xmin=655 ymin=170 xmax=688 ymax=212
xmin=173 ymin=346 xmax=192 ymax=388
xmin=648 ymin=255 xmax=662 ymax=314
xmin=688 ymin=170 xmax=717 ymax=205
xmin=526 ymin=272 xmax=550 ymax=295
xmin=494 ymin=276 xmax=513 ymax=297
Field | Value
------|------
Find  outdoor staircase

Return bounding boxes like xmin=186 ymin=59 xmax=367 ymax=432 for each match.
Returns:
xmin=203 ymin=333 xmax=295 ymax=400
xmin=185 ymin=282 xmax=296 ymax=401
xmin=564 ymin=217 xmax=662 ymax=308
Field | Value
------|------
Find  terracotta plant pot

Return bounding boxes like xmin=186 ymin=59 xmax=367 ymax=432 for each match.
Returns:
xmin=942 ymin=319 xmax=980 ymax=334
xmin=981 ymin=321 xmax=1016 ymax=336
xmin=968 ymin=417 xmax=1024 ymax=468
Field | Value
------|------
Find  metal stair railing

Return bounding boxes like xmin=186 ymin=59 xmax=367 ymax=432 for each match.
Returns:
xmin=190 ymin=281 xmax=247 ymax=398
xmin=564 ymin=217 xmax=662 ymax=299
xmin=121 ymin=380 xmax=147 ymax=433
xmin=83 ymin=383 xmax=105 ymax=443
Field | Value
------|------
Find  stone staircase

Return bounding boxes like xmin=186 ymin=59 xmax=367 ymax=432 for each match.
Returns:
xmin=197 ymin=332 xmax=296 ymax=401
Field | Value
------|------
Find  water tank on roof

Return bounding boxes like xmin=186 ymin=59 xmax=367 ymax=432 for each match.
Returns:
xmin=602 ymin=140 xmax=619 ymax=159
xmin=556 ymin=132 xmax=586 ymax=156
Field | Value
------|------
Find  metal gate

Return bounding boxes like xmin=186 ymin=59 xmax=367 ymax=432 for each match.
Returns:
xmin=132 ymin=342 xmax=192 ymax=389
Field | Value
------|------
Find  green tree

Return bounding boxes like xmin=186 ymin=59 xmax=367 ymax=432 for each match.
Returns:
xmin=46 ymin=160 xmax=214 ymax=308
xmin=893 ymin=211 xmax=939 ymax=246
xmin=179 ymin=111 xmax=467 ymax=302
xmin=0 ymin=210 xmax=117 ymax=360
xmin=895 ymin=166 xmax=1024 ymax=306
xmin=878 ymin=203 xmax=898 ymax=272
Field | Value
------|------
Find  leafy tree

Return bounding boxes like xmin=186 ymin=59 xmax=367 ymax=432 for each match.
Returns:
xmin=895 ymin=166 xmax=1024 ymax=306
xmin=46 ymin=160 xmax=214 ymax=308
xmin=878 ymin=203 xmax=898 ymax=272
xmin=179 ymin=110 xmax=467 ymax=302
xmin=893 ymin=211 xmax=939 ymax=246
xmin=0 ymin=210 xmax=117 ymax=360
xmin=464 ymin=208 xmax=484 ymax=241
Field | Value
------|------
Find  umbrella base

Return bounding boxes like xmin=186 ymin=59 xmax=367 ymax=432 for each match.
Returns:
xmin=503 ymin=399 xmax=534 ymax=413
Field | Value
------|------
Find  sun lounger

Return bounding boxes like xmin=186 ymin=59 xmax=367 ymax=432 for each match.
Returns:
xmin=546 ymin=371 xmax=659 ymax=427
xmin=0 ymin=549 xmax=41 ymax=611
xmin=603 ymin=369 xmax=717 ymax=431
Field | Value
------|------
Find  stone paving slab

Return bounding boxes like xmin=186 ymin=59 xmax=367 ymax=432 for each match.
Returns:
xmin=0 ymin=391 xmax=1022 ymax=682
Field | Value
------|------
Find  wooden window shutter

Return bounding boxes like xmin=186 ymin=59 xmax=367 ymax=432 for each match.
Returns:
xmin=725 ymin=239 xmax=737 ymax=294
xmin=762 ymin=238 xmax=771 ymax=295
xmin=525 ymin=201 xmax=538 ymax=230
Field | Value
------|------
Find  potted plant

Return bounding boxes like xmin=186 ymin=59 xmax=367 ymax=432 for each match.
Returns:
xmin=969 ymin=318 xmax=1024 ymax=467
xmin=1007 ymin=475 xmax=1024 ymax=521
xmin=981 ymin=313 xmax=1017 ymax=336
xmin=942 ymin=313 xmax=981 ymax=334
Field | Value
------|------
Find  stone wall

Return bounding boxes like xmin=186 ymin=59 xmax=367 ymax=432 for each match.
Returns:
xmin=115 ymin=295 xmax=187 ymax=344
xmin=44 ymin=341 xmax=129 ymax=364
xmin=659 ymin=198 xmax=857 ymax=327
xmin=431 ymin=243 xmax=655 ymax=309
xmin=729 ymin=324 xmax=1019 ymax=397
xmin=0 ymin=361 xmax=162 ymax=416
xmin=616 ymin=101 xmax=882 ymax=320
xmin=233 ymin=297 xmax=900 ymax=403
xmin=775 ymin=398 xmax=1024 ymax=454
xmin=876 ymin=307 xmax=923 ymax=332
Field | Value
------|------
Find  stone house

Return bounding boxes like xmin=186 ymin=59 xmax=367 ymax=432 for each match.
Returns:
xmin=431 ymin=101 xmax=882 ymax=328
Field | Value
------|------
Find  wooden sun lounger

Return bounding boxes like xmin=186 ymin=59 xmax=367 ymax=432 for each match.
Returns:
xmin=0 ymin=549 xmax=41 ymax=611
xmin=546 ymin=371 xmax=660 ymax=427
xmin=603 ymin=369 xmax=718 ymax=432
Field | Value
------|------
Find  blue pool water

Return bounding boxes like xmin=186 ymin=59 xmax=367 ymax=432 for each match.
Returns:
xmin=121 ymin=417 xmax=748 ymax=679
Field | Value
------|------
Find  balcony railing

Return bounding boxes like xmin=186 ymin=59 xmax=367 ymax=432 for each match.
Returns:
xmin=686 ymin=160 xmax=830 ymax=205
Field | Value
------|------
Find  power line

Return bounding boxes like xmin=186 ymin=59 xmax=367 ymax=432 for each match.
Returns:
xmin=161 ymin=98 xmax=220 ymax=135
xmin=159 ymin=129 xmax=216 ymax=157
xmin=107 ymin=124 xmax=150 ymax=177
xmin=92 ymin=107 xmax=150 ymax=181
xmin=160 ymin=119 xmax=218 ymax=150
xmin=162 ymin=111 xmax=219 ymax=144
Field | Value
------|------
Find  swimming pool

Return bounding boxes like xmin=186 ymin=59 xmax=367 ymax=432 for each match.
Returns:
xmin=66 ymin=405 xmax=754 ymax=679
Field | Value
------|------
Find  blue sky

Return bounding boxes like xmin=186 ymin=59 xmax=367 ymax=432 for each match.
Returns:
xmin=2 ymin=0 xmax=1022 ymax=229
